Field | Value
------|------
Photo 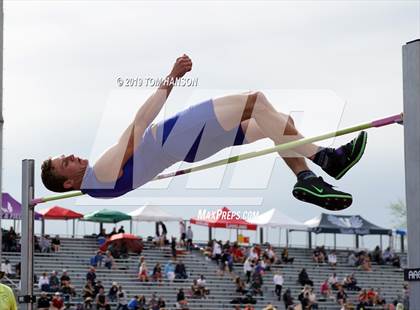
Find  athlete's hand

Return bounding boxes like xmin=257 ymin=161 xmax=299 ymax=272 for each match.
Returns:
xmin=169 ymin=54 xmax=192 ymax=79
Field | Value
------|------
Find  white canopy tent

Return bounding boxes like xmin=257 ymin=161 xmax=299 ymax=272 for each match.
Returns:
xmin=129 ymin=204 xmax=182 ymax=222
xmin=249 ymin=208 xmax=307 ymax=230
xmin=248 ymin=208 xmax=308 ymax=246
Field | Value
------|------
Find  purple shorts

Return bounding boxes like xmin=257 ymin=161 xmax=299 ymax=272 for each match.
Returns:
xmin=154 ymin=99 xmax=248 ymax=163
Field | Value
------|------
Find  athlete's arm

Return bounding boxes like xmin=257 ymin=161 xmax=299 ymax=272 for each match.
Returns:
xmin=132 ymin=54 xmax=193 ymax=138
xmin=92 ymin=55 xmax=192 ymax=182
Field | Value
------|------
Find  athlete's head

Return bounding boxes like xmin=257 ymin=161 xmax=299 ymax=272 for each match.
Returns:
xmin=41 ymin=154 xmax=88 ymax=192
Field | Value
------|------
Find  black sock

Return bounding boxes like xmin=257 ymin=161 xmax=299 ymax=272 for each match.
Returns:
xmin=312 ymin=147 xmax=333 ymax=169
xmin=297 ymin=170 xmax=317 ymax=181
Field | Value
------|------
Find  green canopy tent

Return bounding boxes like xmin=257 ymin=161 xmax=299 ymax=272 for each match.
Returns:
xmin=84 ymin=209 xmax=131 ymax=223
xmin=83 ymin=209 xmax=131 ymax=233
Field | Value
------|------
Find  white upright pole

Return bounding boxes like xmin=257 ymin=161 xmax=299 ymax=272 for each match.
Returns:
xmin=21 ymin=159 xmax=35 ymax=309
xmin=0 ymin=0 xmax=4 ymax=266
xmin=403 ymin=38 xmax=420 ymax=309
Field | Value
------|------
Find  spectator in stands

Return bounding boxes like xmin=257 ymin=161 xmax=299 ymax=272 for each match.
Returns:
xmin=60 ymin=281 xmax=77 ymax=303
xmin=336 ymin=285 xmax=348 ymax=308
xmin=51 ymin=234 xmax=61 ymax=252
xmin=40 ymin=235 xmax=51 ymax=253
xmin=138 ymin=256 xmax=149 ymax=282
xmin=37 ymin=291 xmax=51 ymax=310
xmin=273 ymin=271 xmax=284 ymax=301
xmin=14 ymin=262 xmax=21 ymax=278
xmin=176 ymin=288 xmax=189 ymax=309
xmin=298 ymin=268 xmax=313 ymax=287
xmin=83 ymin=297 xmax=94 ymax=310
xmin=60 ymin=269 xmax=71 ymax=287
xmin=328 ymin=251 xmax=337 ymax=269
xmin=97 ymin=228 xmax=107 ymax=240
xmin=328 ymin=273 xmax=339 ymax=290
xmin=139 ymin=295 xmax=147 ymax=309
xmin=263 ymin=244 xmax=276 ymax=270
xmin=383 ymin=246 xmax=394 ymax=263
xmin=320 ymin=278 xmax=333 ymax=300
xmin=152 ymin=262 xmax=163 ymax=283
xmin=94 ymin=280 xmax=104 ymax=297
xmin=248 ymin=246 xmax=259 ymax=261
xmin=197 ymin=275 xmax=209 ymax=296
xmin=164 ymin=260 xmax=175 ymax=282
xmin=255 ymin=259 xmax=266 ymax=274
xmin=367 ymin=287 xmax=378 ymax=305
xmin=116 ymin=285 xmax=128 ymax=310
xmin=233 ymin=277 xmax=246 ymax=296
xmin=171 ymin=236 xmax=177 ymax=258
xmin=179 ymin=221 xmax=186 ymax=247
xmin=371 ymin=245 xmax=385 ymax=265
xmin=251 ymin=270 xmax=263 ymax=296
xmin=118 ymin=226 xmax=125 ymax=234
xmin=191 ymin=279 xmax=204 ymax=298
xmin=108 ymin=227 xmax=118 ymax=237
xmin=383 ymin=248 xmax=401 ymax=268
xmin=104 ymin=250 xmax=115 ymax=269
xmin=108 ymin=281 xmax=119 ymax=302
xmin=343 ymin=273 xmax=360 ymax=291
xmin=95 ymin=287 xmax=111 ymax=310
xmin=281 ymin=248 xmax=294 ymax=264
xmin=299 ymin=285 xmax=318 ymax=309
xmin=283 ymin=288 xmax=295 ymax=310
xmin=49 ymin=270 xmax=60 ymax=292
xmin=83 ymin=280 xmax=95 ymax=300
xmin=360 ymin=254 xmax=372 ymax=272
xmin=375 ymin=288 xmax=386 ymax=306
xmin=86 ymin=266 xmax=97 ymax=285
xmin=127 ymin=296 xmax=139 ymax=310
xmin=232 ymin=242 xmax=245 ymax=263
xmin=51 ymin=292 xmax=65 ymax=310
xmin=186 ymin=226 xmax=193 ymax=251
xmin=157 ymin=297 xmax=166 ymax=310
xmin=1 ymin=259 xmax=13 ymax=277
xmin=148 ymin=293 xmax=159 ymax=309
xmin=4 ymin=227 xmax=17 ymax=252
xmin=243 ymin=257 xmax=254 ymax=283
xmin=244 ymin=305 xmax=255 ymax=310
xmin=312 ymin=246 xmax=325 ymax=265
xmin=347 ymin=251 xmax=357 ymax=267
xmin=38 ymin=272 xmax=50 ymax=292
xmin=308 ymin=287 xmax=319 ymax=309
xmin=358 ymin=288 xmax=370 ymax=309
xmin=212 ymin=240 xmax=222 ymax=264
xmin=175 ymin=261 xmax=188 ymax=280
xmin=90 ymin=251 xmax=104 ymax=268
xmin=218 ymin=248 xmax=231 ymax=276
xmin=33 ymin=235 xmax=40 ymax=252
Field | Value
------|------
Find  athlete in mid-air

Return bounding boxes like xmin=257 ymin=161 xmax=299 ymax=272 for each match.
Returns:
xmin=41 ymin=54 xmax=367 ymax=211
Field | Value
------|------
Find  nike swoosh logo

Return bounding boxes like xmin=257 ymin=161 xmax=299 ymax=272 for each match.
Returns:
xmin=312 ymin=185 xmax=324 ymax=193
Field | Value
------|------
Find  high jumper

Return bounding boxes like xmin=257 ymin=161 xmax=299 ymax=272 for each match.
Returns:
xmin=41 ymin=54 xmax=370 ymax=211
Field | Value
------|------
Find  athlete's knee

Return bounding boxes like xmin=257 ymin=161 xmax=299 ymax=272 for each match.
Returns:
xmin=287 ymin=114 xmax=295 ymax=127
xmin=284 ymin=114 xmax=298 ymax=135
xmin=243 ymin=91 xmax=272 ymax=117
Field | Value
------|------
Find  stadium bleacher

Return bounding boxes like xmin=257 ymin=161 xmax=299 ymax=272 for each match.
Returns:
xmin=1 ymin=237 xmax=406 ymax=309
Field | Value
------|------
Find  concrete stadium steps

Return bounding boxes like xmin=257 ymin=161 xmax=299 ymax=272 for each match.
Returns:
xmin=1 ymin=237 xmax=406 ymax=310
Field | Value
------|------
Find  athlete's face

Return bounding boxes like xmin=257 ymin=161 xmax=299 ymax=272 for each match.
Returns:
xmin=51 ymin=154 xmax=88 ymax=184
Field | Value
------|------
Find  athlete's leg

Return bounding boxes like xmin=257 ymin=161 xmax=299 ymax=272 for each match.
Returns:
xmin=212 ymin=91 xmax=319 ymax=159
xmin=240 ymin=119 xmax=310 ymax=175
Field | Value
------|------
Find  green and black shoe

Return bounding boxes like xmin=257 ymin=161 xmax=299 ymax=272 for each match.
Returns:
xmin=292 ymin=176 xmax=352 ymax=211
xmin=320 ymin=131 xmax=368 ymax=180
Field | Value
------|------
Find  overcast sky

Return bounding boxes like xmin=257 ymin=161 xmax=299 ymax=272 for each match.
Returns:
xmin=2 ymin=1 xmax=419 ymax=245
